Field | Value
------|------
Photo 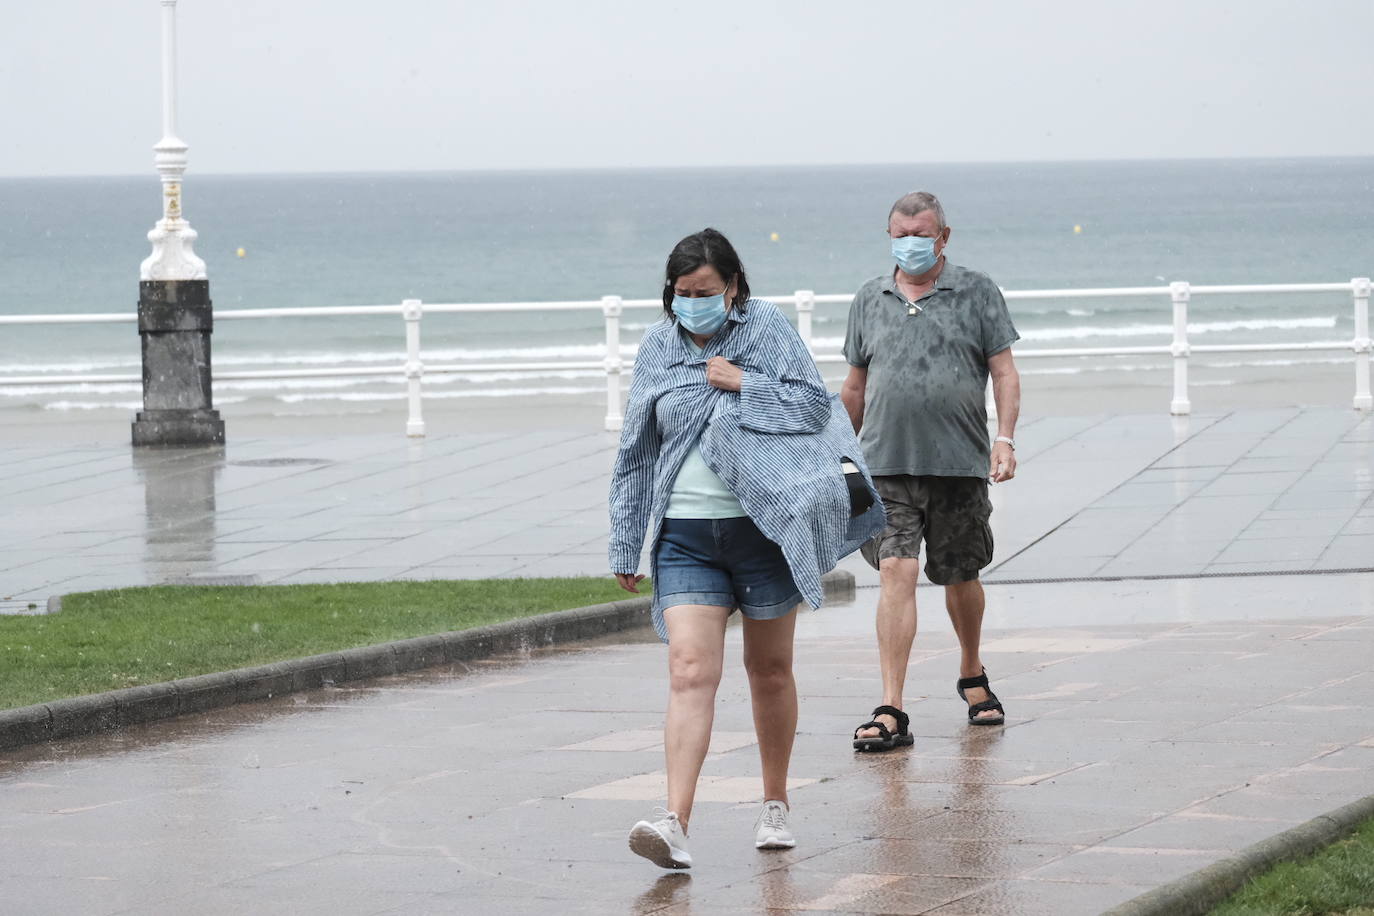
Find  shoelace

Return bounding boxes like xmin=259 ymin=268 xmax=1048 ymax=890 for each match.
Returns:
xmin=762 ymin=803 xmax=786 ymax=831
xmin=652 ymin=806 xmax=680 ymax=827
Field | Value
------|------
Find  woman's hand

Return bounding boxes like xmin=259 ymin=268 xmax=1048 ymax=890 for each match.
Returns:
xmin=706 ymin=357 xmax=744 ymax=392
xmin=615 ymin=572 xmax=646 ymax=593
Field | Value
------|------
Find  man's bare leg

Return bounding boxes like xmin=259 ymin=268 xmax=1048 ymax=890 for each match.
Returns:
xmin=945 ymin=578 xmax=999 ymax=720
xmin=856 ymin=556 xmax=921 ymax=739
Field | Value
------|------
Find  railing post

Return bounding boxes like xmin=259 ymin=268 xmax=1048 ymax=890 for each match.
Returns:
xmin=602 ymin=295 xmax=624 ymax=431
xmin=1352 ymin=277 xmax=1372 ymax=411
xmin=794 ymin=289 xmax=815 ymax=354
xmin=1170 ymin=281 xmax=1192 ymax=416
xmin=402 ymin=298 xmax=425 ymax=437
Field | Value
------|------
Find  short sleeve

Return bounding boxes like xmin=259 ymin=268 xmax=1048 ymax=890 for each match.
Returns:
xmin=980 ymin=283 xmax=1020 ymax=357
xmin=842 ymin=292 xmax=868 ymax=368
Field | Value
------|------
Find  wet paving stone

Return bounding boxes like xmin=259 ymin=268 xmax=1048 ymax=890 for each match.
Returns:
xmin=3 ymin=409 xmax=1374 ymax=913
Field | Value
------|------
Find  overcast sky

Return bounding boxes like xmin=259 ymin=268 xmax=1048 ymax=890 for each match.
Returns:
xmin=3 ymin=0 xmax=1371 ymax=177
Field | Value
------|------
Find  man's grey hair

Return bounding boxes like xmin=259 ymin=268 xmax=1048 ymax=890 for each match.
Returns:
xmin=888 ymin=191 xmax=946 ymax=228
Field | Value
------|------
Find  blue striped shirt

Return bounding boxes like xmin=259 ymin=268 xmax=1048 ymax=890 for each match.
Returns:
xmin=608 ymin=298 xmax=886 ymax=641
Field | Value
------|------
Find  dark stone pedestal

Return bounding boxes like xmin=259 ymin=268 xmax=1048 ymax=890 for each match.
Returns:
xmin=131 ymin=279 xmax=225 ymax=447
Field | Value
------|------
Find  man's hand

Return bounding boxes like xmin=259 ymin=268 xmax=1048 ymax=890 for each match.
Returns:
xmin=615 ymin=572 xmax=646 ymax=593
xmin=840 ymin=365 xmax=867 ymax=433
xmin=989 ymin=441 xmax=1016 ymax=483
xmin=706 ymin=357 xmax=744 ymax=391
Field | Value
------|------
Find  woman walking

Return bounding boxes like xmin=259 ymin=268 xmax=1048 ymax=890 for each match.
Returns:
xmin=609 ymin=229 xmax=883 ymax=869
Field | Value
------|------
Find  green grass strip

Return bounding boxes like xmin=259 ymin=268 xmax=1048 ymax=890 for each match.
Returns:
xmin=1210 ymin=814 xmax=1374 ymax=916
xmin=0 ymin=578 xmax=644 ymax=710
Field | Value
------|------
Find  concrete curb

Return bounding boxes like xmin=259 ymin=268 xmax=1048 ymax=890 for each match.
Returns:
xmin=1102 ymin=792 xmax=1374 ymax=916
xmin=0 ymin=570 xmax=854 ymax=751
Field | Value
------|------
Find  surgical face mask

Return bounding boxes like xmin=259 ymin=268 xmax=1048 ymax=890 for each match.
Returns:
xmin=892 ymin=234 xmax=939 ymax=276
xmin=671 ymin=287 xmax=729 ymax=335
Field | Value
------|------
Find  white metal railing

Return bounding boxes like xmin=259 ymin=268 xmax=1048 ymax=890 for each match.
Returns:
xmin=1 ymin=279 xmax=1369 ymax=435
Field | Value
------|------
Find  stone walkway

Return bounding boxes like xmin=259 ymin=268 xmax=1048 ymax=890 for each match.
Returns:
xmin=1 ymin=407 xmax=1372 ymax=914
xmin=2 ymin=597 xmax=1371 ymax=915
xmin=1 ymin=408 xmax=1370 ymax=606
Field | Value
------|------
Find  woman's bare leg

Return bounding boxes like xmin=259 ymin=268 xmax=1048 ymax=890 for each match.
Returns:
xmin=663 ymin=604 xmax=730 ymax=830
xmin=742 ymin=608 xmax=799 ymax=806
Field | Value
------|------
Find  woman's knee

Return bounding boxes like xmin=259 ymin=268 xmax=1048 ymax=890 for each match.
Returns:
xmin=668 ymin=647 xmax=722 ymax=693
xmin=743 ymin=653 xmax=793 ymax=693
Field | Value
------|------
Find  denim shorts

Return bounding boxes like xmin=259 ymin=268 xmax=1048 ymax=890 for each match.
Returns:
xmin=654 ymin=517 xmax=802 ymax=620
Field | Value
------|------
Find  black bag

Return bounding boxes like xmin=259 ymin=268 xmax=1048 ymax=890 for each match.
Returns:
xmin=841 ymin=457 xmax=874 ymax=518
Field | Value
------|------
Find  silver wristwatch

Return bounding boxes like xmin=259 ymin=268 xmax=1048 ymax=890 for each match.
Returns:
xmin=994 ymin=435 xmax=1015 ymax=449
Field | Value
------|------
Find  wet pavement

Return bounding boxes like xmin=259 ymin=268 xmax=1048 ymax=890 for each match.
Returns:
xmin=1 ymin=406 xmax=1373 ymax=914
xmin=2 ymin=597 xmax=1372 ymax=915
xmin=1 ymin=407 xmax=1370 ymax=603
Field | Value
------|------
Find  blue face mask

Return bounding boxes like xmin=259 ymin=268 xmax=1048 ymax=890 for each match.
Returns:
xmin=672 ymin=288 xmax=729 ymax=335
xmin=892 ymin=235 xmax=939 ymax=276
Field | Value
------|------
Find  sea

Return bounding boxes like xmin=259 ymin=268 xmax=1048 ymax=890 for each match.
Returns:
xmin=1 ymin=157 xmax=1371 ymax=416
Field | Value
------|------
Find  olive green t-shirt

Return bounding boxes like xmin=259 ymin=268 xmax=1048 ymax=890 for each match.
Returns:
xmin=842 ymin=262 xmax=1019 ymax=478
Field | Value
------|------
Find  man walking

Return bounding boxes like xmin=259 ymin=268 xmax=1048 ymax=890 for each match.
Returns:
xmin=841 ymin=191 xmax=1021 ymax=751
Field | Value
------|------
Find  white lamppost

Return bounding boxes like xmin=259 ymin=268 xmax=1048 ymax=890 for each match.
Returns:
xmin=132 ymin=0 xmax=224 ymax=447
xmin=140 ymin=0 xmax=206 ymax=282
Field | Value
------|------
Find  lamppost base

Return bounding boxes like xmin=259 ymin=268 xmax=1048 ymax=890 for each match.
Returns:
xmin=132 ymin=409 xmax=225 ymax=447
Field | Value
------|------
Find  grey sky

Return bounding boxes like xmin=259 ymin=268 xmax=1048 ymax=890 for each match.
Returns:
xmin=3 ymin=0 xmax=1372 ymax=177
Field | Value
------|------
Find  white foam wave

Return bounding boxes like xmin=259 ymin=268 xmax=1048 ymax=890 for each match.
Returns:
xmin=0 ymin=357 xmax=142 ymax=373
xmin=1016 ymin=353 xmax=1349 ymax=377
xmin=42 ymin=400 xmax=147 ymax=411
xmin=1 ymin=316 xmax=1336 ymax=380
xmin=276 ymin=385 xmax=601 ymax=404
xmin=0 ymin=383 xmax=143 ymax=397
xmin=42 ymin=396 xmax=249 ymax=412
xmin=1020 ymin=316 xmax=1337 ymax=342
xmin=215 ymin=342 xmax=632 ymax=366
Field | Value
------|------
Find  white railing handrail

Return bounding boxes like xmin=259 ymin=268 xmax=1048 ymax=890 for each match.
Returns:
xmin=2 ymin=280 xmax=1367 ymax=326
xmin=0 ymin=312 xmax=139 ymax=325
xmin=2 ymin=278 xmax=1370 ymax=431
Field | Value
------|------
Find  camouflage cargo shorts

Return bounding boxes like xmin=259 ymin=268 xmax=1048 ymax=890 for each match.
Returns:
xmin=859 ymin=475 xmax=994 ymax=585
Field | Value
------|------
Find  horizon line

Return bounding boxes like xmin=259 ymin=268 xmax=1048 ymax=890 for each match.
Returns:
xmin=3 ymin=152 xmax=1372 ymax=181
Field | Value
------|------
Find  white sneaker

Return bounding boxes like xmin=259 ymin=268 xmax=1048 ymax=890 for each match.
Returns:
xmin=754 ymin=799 xmax=796 ymax=849
xmin=629 ymin=808 xmax=692 ymax=869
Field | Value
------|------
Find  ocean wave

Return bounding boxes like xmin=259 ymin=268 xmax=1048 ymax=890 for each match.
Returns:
xmin=981 ymin=353 xmax=1351 ymax=377
xmin=0 ymin=357 xmax=143 ymax=373
xmin=217 ymin=342 xmax=632 ymax=365
xmin=20 ymin=353 xmax=1350 ymax=410
xmin=0 ymin=315 xmax=1340 ymax=379
xmin=42 ymin=396 xmax=250 ymax=411
xmin=277 ymin=385 xmax=602 ymax=403
xmin=0 ymin=342 xmax=633 ymax=376
xmin=0 ymin=368 xmax=608 ymax=400
xmin=1019 ymin=316 xmax=1337 ymax=342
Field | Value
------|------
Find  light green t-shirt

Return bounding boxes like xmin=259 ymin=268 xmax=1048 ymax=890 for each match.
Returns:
xmin=664 ymin=332 xmax=746 ymax=519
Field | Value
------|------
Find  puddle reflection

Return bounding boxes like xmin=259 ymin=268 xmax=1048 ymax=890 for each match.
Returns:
xmin=133 ymin=447 xmax=223 ymax=578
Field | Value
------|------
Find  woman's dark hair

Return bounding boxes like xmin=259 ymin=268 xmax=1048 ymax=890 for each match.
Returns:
xmin=661 ymin=228 xmax=751 ymax=318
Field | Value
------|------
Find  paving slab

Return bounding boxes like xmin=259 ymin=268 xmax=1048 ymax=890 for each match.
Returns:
xmin=2 ymin=585 xmax=1373 ymax=915
xmin=2 ymin=408 xmax=1371 ymax=599
xmin=2 ymin=407 xmax=1373 ymax=913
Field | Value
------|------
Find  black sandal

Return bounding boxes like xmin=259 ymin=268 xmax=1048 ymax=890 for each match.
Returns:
xmin=852 ymin=705 xmax=914 ymax=752
xmin=956 ymin=669 xmax=1005 ymax=726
